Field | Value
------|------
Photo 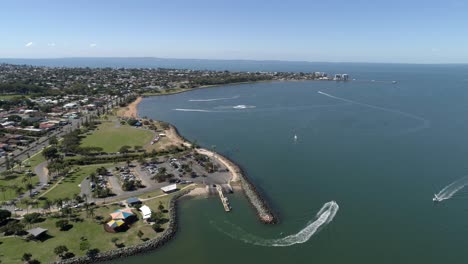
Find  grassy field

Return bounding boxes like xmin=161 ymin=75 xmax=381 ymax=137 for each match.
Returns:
xmin=42 ymin=163 xmax=114 ymax=202
xmin=0 ymin=190 xmax=185 ymax=263
xmin=81 ymin=120 xmax=154 ymax=153
xmin=0 ymin=94 xmax=26 ymax=100
xmin=0 ymin=204 xmax=155 ymax=263
xmin=0 ymin=152 xmax=46 ymax=202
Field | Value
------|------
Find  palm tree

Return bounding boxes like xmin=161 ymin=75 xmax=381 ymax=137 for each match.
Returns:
xmin=15 ymin=186 xmax=24 ymax=197
xmin=26 ymin=183 xmax=34 ymax=198
xmin=88 ymin=206 xmax=95 ymax=219
xmin=84 ymin=203 xmax=90 ymax=218
xmin=43 ymin=198 xmax=51 ymax=212
xmin=55 ymin=198 xmax=63 ymax=210
xmin=0 ymin=186 xmax=6 ymax=201
xmin=21 ymin=198 xmax=31 ymax=214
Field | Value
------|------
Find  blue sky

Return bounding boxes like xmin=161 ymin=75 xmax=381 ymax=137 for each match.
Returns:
xmin=1 ymin=0 xmax=467 ymax=63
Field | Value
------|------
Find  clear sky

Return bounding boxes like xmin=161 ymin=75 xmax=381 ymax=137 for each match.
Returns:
xmin=1 ymin=0 xmax=468 ymax=63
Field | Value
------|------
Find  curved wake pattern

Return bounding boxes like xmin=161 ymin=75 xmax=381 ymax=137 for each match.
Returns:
xmin=318 ymin=91 xmax=430 ymax=133
xmin=189 ymin=95 xmax=239 ymax=102
xmin=213 ymin=201 xmax=339 ymax=247
xmin=434 ymin=176 xmax=468 ymax=202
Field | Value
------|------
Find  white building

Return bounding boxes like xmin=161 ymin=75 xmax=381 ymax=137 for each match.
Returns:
xmin=161 ymin=184 xmax=177 ymax=193
xmin=139 ymin=205 xmax=152 ymax=220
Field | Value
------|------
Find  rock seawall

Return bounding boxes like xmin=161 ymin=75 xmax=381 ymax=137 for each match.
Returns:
xmin=171 ymin=124 xmax=277 ymax=224
xmin=54 ymin=190 xmax=189 ymax=264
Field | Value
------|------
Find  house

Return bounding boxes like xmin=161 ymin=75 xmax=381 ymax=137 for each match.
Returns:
xmin=63 ymin=102 xmax=78 ymax=109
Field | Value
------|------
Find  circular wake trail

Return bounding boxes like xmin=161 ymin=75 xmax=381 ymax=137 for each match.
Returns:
xmin=434 ymin=176 xmax=468 ymax=202
xmin=212 ymin=201 xmax=339 ymax=247
xmin=189 ymin=95 xmax=240 ymax=102
xmin=317 ymin=91 xmax=430 ymax=133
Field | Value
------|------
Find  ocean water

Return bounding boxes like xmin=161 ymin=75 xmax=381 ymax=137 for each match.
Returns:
xmin=115 ymin=63 xmax=468 ymax=263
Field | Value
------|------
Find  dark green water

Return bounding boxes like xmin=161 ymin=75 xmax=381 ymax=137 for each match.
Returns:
xmin=123 ymin=65 xmax=468 ymax=263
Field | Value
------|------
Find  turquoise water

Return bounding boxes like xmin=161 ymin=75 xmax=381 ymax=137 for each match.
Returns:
xmin=123 ymin=65 xmax=468 ymax=263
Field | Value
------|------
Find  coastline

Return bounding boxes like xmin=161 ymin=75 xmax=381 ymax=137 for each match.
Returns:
xmin=61 ymin=88 xmax=280 ymax=263
xmin=147 ymin=104 xmax=277 ymax=224
xmin=119 ymin=96 xmax=143 ymax=118
xmin=141 ymin=79 xmax=283 ymax=98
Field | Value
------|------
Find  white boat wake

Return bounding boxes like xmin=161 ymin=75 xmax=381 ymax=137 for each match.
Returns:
xmin=189 ymin=95 xmax=239 ymax=102
xmin=317 ymin=91 xmax=430 ymax=133
xmin=433 ymin=176 xmax=468 ymax=202
xmin=212 ymin=201 xmax=339 ymax=247
xmin=173 ymin=108 xmax=214 ymax=112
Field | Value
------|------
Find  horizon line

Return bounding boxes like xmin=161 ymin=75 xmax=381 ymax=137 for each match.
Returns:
xmin=0 ymin=56 xmax=467 ymax=66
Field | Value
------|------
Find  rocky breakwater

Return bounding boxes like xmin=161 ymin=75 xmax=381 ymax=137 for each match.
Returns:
xmin=236 ymin=164 xmax=277 ymax=224
xmin=170 ymin=123 xmax=277 ymax=224
xmin=54 ymin=190 xmax=190 ymax=264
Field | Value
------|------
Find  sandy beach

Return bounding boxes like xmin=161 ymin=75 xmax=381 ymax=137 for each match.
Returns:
xmin=119 ymin=96 xmax=143 ymax=118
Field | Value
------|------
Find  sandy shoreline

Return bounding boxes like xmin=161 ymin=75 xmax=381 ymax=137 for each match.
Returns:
xmin=120 ymin=96 xmax=143 ymax=118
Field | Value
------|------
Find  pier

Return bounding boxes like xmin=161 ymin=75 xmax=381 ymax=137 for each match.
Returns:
xmin=216 ymin=185 xmax=231 ymax=212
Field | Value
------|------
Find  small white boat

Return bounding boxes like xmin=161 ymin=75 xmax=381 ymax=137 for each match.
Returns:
xmin=233 ymin=105 xmax=247 ymax=109
xmin=433 ymin=194 xmax=441 ymax=202
xmin=294 ymin=134 xmax=298 ymax=141
xmin=392 ymin=81 xmax=397 ymax=84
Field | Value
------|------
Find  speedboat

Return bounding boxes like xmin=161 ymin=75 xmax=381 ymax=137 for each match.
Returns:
xmin=233 ymin=105 xmax=247 ymax=109
xmin=433 ymin=194 xmax=441 ymax=202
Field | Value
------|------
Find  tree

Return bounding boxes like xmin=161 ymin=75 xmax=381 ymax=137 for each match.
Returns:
xmin=55 ymin=219 xmax=70 ymax=231
xmin=79 ymin=239 xmax=90 ymax=251
xmin=152 ymin=223 xmax=162 ymax=232
xmin=23 ymin=212 xmax=42 ymax=227
xmin=54 ymin=245 xmax=69 ymax=258
xmin=48 ymin=135 xmax=58 ymax=146
xmin=26 ymin=183 xmax=34 ymax=198
xmin=22 ymin=253 xmax=32 ymax=262
xmin=137 ymin=230 xmax=144 ymax=239
xmin=4 ymin=155 xmax=10 ymax=170
xmin=42 ymin=198 xmax=52 ymax=212
xmin=42 ymin=147 xmax=59 ymax=161
xmin=119 ymin=145 xmax=131 ymax=153
xmin=0 ymin=209 xmax=11 ymax=223
xmin=158 ymin=201 xmax=164 ymax=212
xmin=2 ymin=221 xmax=25 ymax=235
xmin=111 ymin=237 xmax=119 ymax=245
xmin=133 ymin=145 xmax=142 ymax=152
xmin=95 ymin=167 xmax=107 ymax=175
xmin=86 ymin=248 xmax=100 ymax=258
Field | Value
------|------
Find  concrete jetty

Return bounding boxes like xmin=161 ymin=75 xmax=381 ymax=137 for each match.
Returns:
xmin=216 ymin=185 xmax=231 ymax=212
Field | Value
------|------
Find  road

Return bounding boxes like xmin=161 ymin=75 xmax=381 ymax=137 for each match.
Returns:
xmin=0 ymin=94 xmax=132 ymax=172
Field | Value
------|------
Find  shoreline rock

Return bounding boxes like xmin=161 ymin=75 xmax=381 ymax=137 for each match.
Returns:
xmin=170 ymin=124 xmax=277 ymax=224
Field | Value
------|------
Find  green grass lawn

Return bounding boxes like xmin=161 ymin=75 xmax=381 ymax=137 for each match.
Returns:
xmin=0 ymin=204 xmax=159 ymax=263
xmin=81 ymin=121 xmax=154 ymax=153
xmin=0 ymin=94 xmax=27 ymax=100
xmin=0 ymin=152 xmax=46 ymax=202
xmin=43 ymin=163 xmax=114 ymax=202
